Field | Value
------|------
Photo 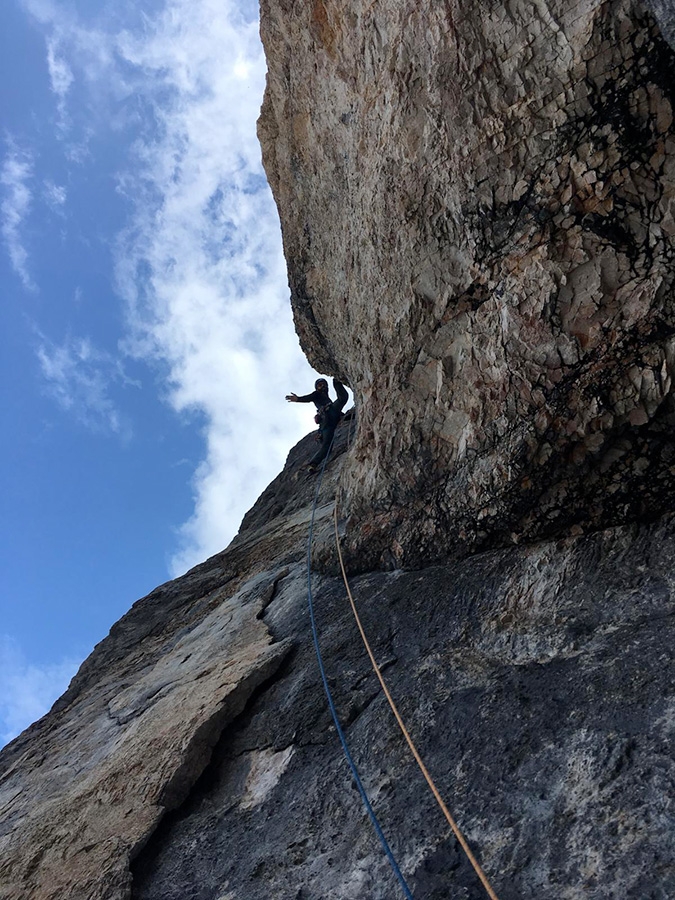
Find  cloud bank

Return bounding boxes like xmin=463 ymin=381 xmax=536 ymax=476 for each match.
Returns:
xmin=24 ymin=0 xmax=317 ymax=574
xmin=113 ymin=0 xmax=316 ymax=573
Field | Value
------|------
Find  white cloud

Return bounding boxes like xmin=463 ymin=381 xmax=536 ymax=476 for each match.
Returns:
xmin=37 ymin=334 xmax=134 ymax=439
xmin=21 ymin=0 xmax=321 ymax=574
xmin=46 ymin=36 xmax=74 ymax=133
xmin=23 ymin=1 xmax=120 ymax=151
xmin=0 ymin=142 xmax=36 ymax=291
xmin=63 ymin=129 xmax=93 ymax=165
xmin=46 ymin=37 xmax=74 ymax=97
xmin=110 ymin=0 xmax=316 ymax=573
xmin=0 ymin=635 xmax=80 ymax=747
xmin=44 ymin=179 xmax=67 ymax=211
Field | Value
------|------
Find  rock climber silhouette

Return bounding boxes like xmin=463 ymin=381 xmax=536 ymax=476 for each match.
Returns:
xmin=286 ymin=377 xmax=349 ymax=471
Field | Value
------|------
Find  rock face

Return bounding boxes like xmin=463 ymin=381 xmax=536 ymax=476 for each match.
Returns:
xmin=2 ymin=422 xmax=674 ymax=899
xmin=134 ymin=511 xmax=675 ymax=900
xmin=258 ymin=0 xmax=675 ymax=568
xmin=0 ymin=427 xmax=348 ymax=900
xmin=3 ymin=2 xmax=675 ymax=899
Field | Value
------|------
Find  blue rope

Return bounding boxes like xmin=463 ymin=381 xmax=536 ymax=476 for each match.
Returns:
xmin=305 ymin=434 xmax=414 ymax=899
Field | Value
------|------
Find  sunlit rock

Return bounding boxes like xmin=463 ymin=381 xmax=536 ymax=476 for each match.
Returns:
xmin=259 ymin=0 xmax=675 ymax=568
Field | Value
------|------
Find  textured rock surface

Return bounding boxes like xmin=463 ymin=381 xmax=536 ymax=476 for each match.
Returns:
xmin=2 ymin=421 xmax=674 ymax=899
xmin=0 ymin=592 xmax=289 ymax=900
xmin=130 ymin=507 xmax=675 ymax=900
xmin=3 ymin=2 xmax=675 ymax=898
xmin=259 ymin=0 xmax=675 ymax=568
xmin=0 ymin=427 xmax=351 ymax=900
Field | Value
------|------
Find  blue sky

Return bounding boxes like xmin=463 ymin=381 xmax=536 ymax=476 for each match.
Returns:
xmin=0 ymin=0 xmax=318 ymax=745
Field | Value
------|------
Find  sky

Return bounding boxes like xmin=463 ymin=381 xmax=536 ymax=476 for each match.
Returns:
xmin=0 ymin=0 xmax=321 ymax=746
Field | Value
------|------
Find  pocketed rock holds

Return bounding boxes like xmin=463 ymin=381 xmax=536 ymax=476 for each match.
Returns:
xmin=258 ymin=0 xmax=675 ymax=569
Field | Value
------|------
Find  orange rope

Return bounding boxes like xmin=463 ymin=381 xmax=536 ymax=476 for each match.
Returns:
xmin=332 ymin=503 xmax=501 ymax=900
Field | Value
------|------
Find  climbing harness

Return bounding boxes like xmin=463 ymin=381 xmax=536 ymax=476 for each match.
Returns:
xmin=332 ymin=503 xmax=501 ymax=900
xmin=306 ymin=431 xmax=414 ymax=899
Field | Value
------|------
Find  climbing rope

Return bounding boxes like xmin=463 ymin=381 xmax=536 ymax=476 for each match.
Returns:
xmin=332 ymin=503 xmax=502 ymax=900
xmin=305 ymin=433 xmax=414 ymax=899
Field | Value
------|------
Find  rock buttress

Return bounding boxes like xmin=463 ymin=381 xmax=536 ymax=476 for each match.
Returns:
xmin=258 ymin=0 xmax=675 ymax=569
xmin=1 ymin=423 xmax=673 ymax=899
xmin=134 ymin=513 xmax=675 ymax=900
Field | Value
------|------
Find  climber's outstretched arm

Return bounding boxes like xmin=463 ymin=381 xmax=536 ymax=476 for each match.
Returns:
xmin=286 ymin=392 xmax=317 ymax=403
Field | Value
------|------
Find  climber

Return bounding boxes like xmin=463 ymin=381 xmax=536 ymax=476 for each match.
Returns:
xmin=286 ymin=378 xmax=332 ymax=413
xmin=287 ymin=377 xmax=349 ymax=471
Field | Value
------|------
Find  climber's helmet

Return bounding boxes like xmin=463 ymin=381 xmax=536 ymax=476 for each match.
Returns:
xmin=315 ymin=378 xmax=329 ymax=392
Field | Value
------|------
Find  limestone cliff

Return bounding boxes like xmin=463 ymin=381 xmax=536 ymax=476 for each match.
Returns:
xmin=258 ymin=0 xmax=675 ymax=568
xmin=2 ymin=2 xmax=675 ymax=899
xmin=2 ymin=422 xmax=674 ymax=899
